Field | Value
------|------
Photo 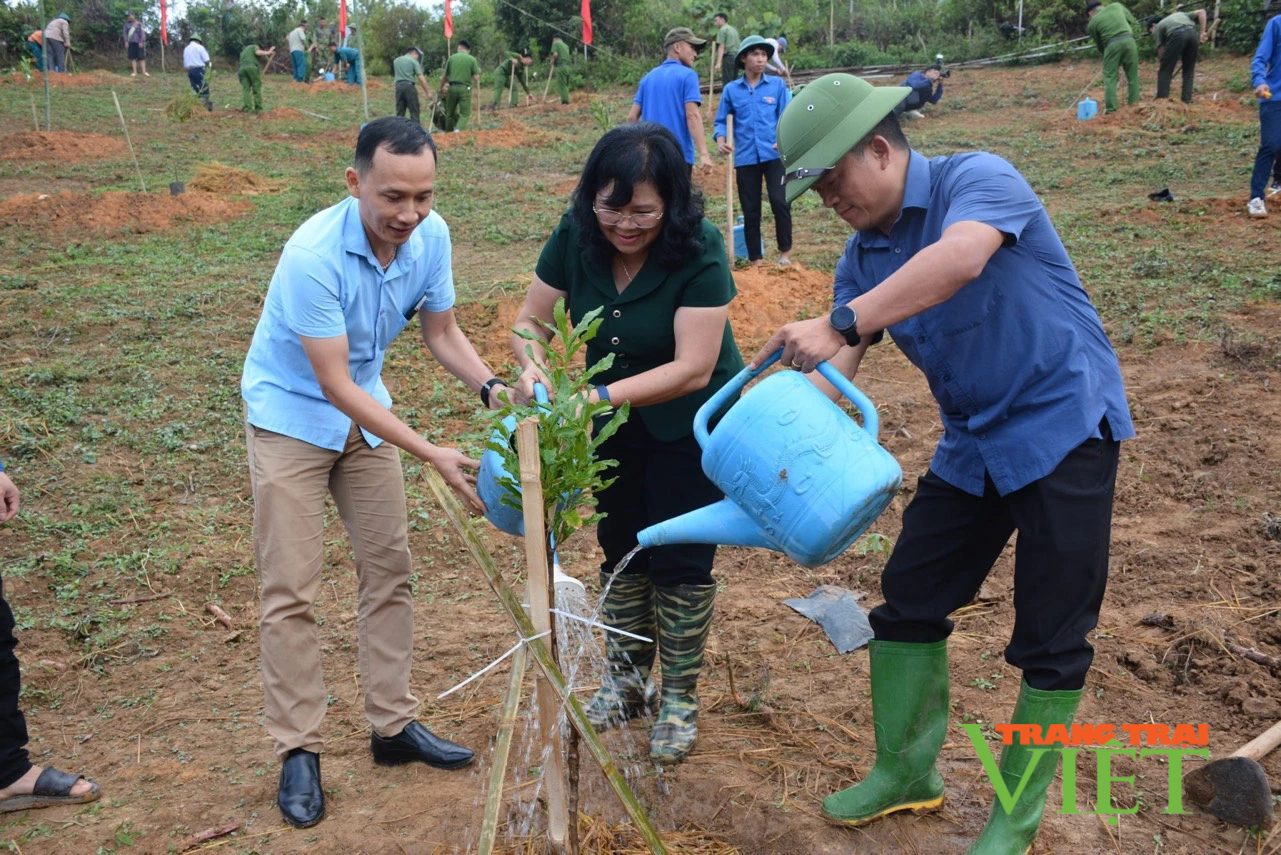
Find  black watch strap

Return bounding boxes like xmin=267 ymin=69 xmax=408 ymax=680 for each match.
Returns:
xmin=479 ymin=377 xmax=504 ymax=408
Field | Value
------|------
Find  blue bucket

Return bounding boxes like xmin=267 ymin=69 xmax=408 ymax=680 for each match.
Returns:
xmin=732 ymin=215 xmax=764 ymax=260
xmin=323 ymin=72 xmax=336 ymax=82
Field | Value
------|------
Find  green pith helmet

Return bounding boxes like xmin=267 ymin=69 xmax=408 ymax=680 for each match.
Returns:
xmin=777 ymin=73 xmax=911 ymax=203
xmin=735 ymin=34 xmax=774 ymax=68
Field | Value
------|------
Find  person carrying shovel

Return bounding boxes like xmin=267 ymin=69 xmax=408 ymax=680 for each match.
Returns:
xmin=750 ymin=74 xmax=1134 ymax=853
xmin=492 ymin=49 xmax=533 ymax=109
xmin=42 ymin=13 xmax=70 ymax=74
xmin=1086 ymin=0 xmax=1142 ymax=113
xmin=441 ymin=40 xmax=481 ymax=131
xmin=549 ymin=35 xmax=572 ymax=105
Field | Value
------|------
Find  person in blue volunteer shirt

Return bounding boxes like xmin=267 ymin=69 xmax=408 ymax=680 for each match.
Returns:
xmin=1247 ymin=8 xmax=1281 ymax=218
xmin=714 ymin=35 xmax=792 ymax=265
xmin=241 ymin=117 xmax=511 ymax=830
xmin=628 ymin=27 xmax=713 ymax=170
xmin=893 ymin=66 xmax=943 ymax=119
xmin=751 ymin=75 xmax=1134 ymax=853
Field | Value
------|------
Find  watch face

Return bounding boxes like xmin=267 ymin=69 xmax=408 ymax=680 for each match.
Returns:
xmin=831 ymin=305 xmax=856 ymax=331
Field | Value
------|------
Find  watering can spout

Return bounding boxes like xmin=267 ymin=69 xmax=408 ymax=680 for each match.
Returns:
xmin=637 ymin=499 xmax=779 ymax=553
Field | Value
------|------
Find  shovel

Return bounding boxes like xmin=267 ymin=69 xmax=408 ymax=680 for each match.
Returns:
xmin=1183 ymin=720 xmax=1281 ymax=828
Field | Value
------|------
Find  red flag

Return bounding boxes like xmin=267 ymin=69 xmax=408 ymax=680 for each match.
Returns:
xmin=338 ymin=0 xmax=347 ymax=47
xmin=159 ymin=0 xmax=168 ymax=45
xmin=581 ymin=0 xmax=592 ymax=45
xmin=444 ymin=0 xmax=453 ymax=40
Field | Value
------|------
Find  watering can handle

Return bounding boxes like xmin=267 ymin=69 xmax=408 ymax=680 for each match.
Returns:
xmin=534 ymin=383 xmax=549 ymax=405
xmin=693 ymin=348 xmax=881 ymax=448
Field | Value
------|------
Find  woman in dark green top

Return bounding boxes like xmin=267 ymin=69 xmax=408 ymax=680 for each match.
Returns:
xmin=511 ymin=123 xmax=744 ymax=764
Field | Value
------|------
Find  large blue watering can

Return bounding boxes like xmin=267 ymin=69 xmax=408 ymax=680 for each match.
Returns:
xmin=636 ymin=350 xmax=902 ymax=568
xmin=477 ymin=384 xmax=549 ymax=536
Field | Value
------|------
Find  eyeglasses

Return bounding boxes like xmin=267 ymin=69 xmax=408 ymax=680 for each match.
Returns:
xmin=782 ymin=165 xmax=835 ymax=185
xmin=593 ymin=207 xmax=665 ymax=229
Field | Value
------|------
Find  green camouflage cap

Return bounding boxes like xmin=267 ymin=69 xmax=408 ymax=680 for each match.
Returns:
xmin=777 ymin=73 xmax=911 ymax=203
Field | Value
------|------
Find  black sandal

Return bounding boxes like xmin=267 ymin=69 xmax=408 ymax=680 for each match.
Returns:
xmin=0 ymin=766 xmax=101 ymax=813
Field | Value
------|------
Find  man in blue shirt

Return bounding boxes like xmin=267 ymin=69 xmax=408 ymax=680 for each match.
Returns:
xmin=330 ymin=41 xmax=361 ymax=84
xmin=751 ymin=75 xmax=1134 ymax=853
xmin=1247 ymin=9 xmax=1281 ymax=218
xmin=714 ymin=35 xmax=792 ymax=265
xmin=628 ymin=27 xmax=713 ymax=170
xmin=893 ymin=66 xmax=943 ymax=119
xmin=241 ymin=118 xmax=511 ymax=829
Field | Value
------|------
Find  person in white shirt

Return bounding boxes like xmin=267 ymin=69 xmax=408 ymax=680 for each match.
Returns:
xmin=287 ymin=21 xmax=308 ymax=82
xmin=183 ymin=35 xmax=212 ymax=110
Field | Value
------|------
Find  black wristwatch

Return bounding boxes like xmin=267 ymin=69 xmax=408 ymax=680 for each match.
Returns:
xmin=479 ymin=377 xmax=506 ymax=408
xmin=829 ymin=305 xmax=861 ymax=347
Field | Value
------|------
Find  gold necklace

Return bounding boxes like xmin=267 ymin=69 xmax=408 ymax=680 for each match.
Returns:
xmin=619 ymin=257 xmax=635 ymax=283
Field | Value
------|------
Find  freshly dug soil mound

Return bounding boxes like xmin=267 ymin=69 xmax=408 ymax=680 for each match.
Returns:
xmin=435 ymin=120 xmax=543 ymax=150
xmin=0 ymin=131 xmax=126 ymax=162
xmin=306 ymin=77 xmax=386 ymax=92
xmin=0 ymin=190 xmax=251 ymax=238
xmin=4 ymin=69 xmax=123 ymax=88
xmin=187 ymin=162 xmax=283 ymax=194
xmin=260 ymin=106 xmax=306 ymax=121
xmin=729 ymin=262 xmax=833 ymax=349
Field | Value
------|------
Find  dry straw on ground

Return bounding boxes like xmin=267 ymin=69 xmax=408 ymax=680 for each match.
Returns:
xmin=187 ymin=162 xmax=283 ymax=195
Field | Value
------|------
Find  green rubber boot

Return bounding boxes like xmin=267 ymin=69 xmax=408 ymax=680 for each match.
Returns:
xmin=967 ymin=681 xmax=1083 ymax=855
xmin=822 ymin=640 xmax=949 ymax=825
xmin=583 ymin=573 xmax=655 ymax=730
xmin=649 ymin=583 xmax=716 ymax=764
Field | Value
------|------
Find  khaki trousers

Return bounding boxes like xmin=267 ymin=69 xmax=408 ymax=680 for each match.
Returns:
xmin=247 ymin=421 xmax=418 ymax=756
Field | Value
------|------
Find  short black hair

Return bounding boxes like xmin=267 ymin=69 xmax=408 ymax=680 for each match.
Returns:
xmin=328 ymin=41 xmax=337 ymax=48
xmin=1146 ymin=14 xmax=1160 ymax=28
xmin=851 ymin=112 xmax=909 ymax=157
xmin=459 ymin=39 xmax=472 ymax=49
xmin=520 ymin=49 xmax=532 ymax=57
xmin=571 ymin=123 xmax=705 ymax=272
xmin=715 ymin=12 xmax=728 ymax=20
xmin=354 ymin=117 xmax=437 ymax=174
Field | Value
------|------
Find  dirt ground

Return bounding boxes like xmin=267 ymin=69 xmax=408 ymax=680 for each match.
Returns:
xmin=0 ymin=131 xmax=126 ymax=162
xmin=1 ymin=56 xmax=1280 ymax=855
xmin=0 ymin=190 xmax=250 ymax=238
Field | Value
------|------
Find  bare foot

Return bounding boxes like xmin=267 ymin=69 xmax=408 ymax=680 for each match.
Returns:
xmin=0 ymin=766 xmax=96 ymax=799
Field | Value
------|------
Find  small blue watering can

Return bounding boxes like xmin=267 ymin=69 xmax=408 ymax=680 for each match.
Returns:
xmin=636 ymin=350 xmax=903 ymax=568
xmin=1077 ymin=97 xmax=1098 ymax=121
xmin=477 ymin=384 xmax=549 ymax=536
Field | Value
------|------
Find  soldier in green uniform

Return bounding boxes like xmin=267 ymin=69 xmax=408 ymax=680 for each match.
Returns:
xmin=1147 ymin=9 xmax=1208 ymax=102
xmin=393 ymin=47 xmax=432 ymax=125
xmin=550 ymin=36 xmax=572 ymax=105
xmin=443 ymin=40 xmax=481 ymax=132
xmin=713 ymin=13 xmax=740 ymax=87
xmin=1087 ymin=0 xmax=1142 ymax=113
xmin=492 ymin=50 xmax=533 ymax=109
xmin=309 ymin=17 xmax=337 ymax=79
xmin=239 ymin=41 xmax=275 ymax=113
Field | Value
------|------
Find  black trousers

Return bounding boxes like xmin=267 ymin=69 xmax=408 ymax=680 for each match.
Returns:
xmin=736 ymin=159 xmax=792 ymax=260
xmin=596 ymin=416 xmax=721 ymax=587
xmin=1156 ymin=27 xmax=1198 ymax=102
xmin=187 ymin=67 xmax=210 ymax=101
xmin=721 ymin=55 xmax=738 ymax=88
xmin=395 ymin=82 xmax=421 ymax=125
xmin=0 ymin=578 xmax=30 ymax=788
xmin=894 ymin=89 xmax=926 ymax=115
xmin=869 ymin=423 xmax=1119 ymax=691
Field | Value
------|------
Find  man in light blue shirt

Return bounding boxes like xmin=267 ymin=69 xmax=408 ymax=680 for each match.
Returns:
xmin=714 ymin=35 xmax=792 ymax=264
xmin=628 ymin=27 xmax=713 ymax=169
xmin=241 ymin=117 xmax=510 ymax=830
xmin=751 ymin=76 xmax=1134 ymax=853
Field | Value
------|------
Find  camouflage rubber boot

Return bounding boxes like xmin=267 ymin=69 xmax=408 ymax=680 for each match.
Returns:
xmin=583 ymin=572 xmax=656 ymax=730
xmin=650 ymin=583 xmax=716 ymax=764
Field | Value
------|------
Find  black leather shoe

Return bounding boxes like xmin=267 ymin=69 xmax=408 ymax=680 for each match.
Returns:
xmin=370 ymin=721 xmax=475 ymax=769
xmin=278 ymin=748 xmax=325 ymax=828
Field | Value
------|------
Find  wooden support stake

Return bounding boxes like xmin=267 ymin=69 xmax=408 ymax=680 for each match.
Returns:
xmin=724 ymin=115 xmax=734 ymax=257
xmin=705 ymin=48 xmax=715 ymax=117
xmin=477 ymin=642 xmax=527 ymax=855
xmin=30 ymin=95 xmax=39 ymax=131
xmin=508 ymin=56 xmax=517 ymax=109
xmin=516 ymin=419 xmax=569 ymax=850
xmin=421 ymin=465 xmax=667 ymax=855
xmin=112 ymin=90 xmax=147 ymax=193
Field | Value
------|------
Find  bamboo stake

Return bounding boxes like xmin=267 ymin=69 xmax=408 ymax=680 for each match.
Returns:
xmin=111 ymin=90 xmax=147 ymax=193
xmin=477 ymin=642 xmax=526 ymax=855
xmin=507 ymin=55 xmax=517 ymax=109
xmin=705 ymin=48 xmax=715 ymax=117
xmin=724 ymin=115 xmax=734 ymax=257
xmin=30 ymin=95 xmax=39 ymax=131
xmin=517 ymin=419 xmax=569 ymax=850
xmin=421 ymin=466 xmax=668 ymax=855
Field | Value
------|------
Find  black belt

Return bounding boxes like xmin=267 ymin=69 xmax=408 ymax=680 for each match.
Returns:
xmin=1167 ymin=25 xmax=1195 ymax=35
xmin=447 ymin=82 xmax=471 ymax=88
xmin=395 ymin=80 xmax=414 ymax=86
